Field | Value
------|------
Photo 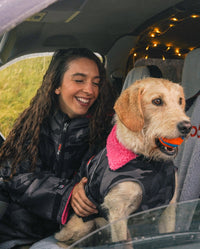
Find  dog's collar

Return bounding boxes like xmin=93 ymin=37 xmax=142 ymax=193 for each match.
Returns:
xmin=106 ymin=125 xmax=138 ymax=170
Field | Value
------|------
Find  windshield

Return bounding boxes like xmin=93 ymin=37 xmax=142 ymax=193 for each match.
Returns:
xmin=68 ymin=199 xmax=200 ymax=249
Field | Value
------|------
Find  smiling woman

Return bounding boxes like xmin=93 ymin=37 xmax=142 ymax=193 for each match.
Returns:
xmin=0 ymin=48 xmax=115 ymax=249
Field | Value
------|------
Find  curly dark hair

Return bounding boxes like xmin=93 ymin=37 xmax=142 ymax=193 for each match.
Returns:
xmin=0 ymin=48 xmax=115 ymax=176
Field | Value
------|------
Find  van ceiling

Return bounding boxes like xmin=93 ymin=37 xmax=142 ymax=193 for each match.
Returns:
xmin=0 ymin=0 xmax=184 ymax=64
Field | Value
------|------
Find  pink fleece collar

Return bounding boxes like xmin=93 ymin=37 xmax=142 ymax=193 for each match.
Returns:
xmin=106 ymin=125 xmax=138 ymax=170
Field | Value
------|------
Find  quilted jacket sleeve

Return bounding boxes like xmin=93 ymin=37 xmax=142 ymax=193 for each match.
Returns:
xmin=0 ymin=167 xmax=81 ymax=225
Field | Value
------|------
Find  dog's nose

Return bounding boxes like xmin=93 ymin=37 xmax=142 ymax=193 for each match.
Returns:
xmin=177 ymin=121 xmax=192 ymax=135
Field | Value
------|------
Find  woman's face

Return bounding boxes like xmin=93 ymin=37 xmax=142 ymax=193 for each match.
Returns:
xmin=55 ymin=57 xmax=100 ymax=118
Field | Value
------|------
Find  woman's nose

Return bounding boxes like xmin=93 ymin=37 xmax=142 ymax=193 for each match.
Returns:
xmin=83 ymin=81 xmax=94 ymax=94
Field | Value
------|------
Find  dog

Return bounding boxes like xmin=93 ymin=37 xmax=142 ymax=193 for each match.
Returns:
xmin=55 ymin=77 xmax=192 ymax=247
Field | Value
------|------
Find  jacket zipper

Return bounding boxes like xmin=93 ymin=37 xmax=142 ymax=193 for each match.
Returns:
xmin=56 ymin=122 xmax=69 ymax=161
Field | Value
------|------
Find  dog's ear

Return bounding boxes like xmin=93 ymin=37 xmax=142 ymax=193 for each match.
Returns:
xmin=114 ymin=87 xmax=144 ymax=132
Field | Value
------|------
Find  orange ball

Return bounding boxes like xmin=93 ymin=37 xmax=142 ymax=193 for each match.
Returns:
xmin=159 ymin=137 xmax=184 ymax=148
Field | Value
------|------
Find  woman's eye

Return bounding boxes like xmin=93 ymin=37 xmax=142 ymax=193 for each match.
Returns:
xmin=179 ymin=97 xmax=183 ymax=105
xmin=93 ymin=82 xmax=100 ymax=87
xmin=75 ymin=80 xmax=83 ymax=83
xmin=152 ymin=98 xmax=163 ymax=106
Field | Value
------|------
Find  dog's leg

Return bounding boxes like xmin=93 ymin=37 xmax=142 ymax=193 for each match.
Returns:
xmin=159 ymin=171 xmax=177 ymax=233
xmin=55 ymin=214 xmax=95 ymax=248
xmin=102 ymin=181 xmax=142 ymax=242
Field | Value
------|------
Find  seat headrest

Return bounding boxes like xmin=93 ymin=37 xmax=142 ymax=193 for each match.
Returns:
xmin=122 ymin=66 xmax=150 ymax=92
xmin=182 ymin=48 xmax=200 ymax=99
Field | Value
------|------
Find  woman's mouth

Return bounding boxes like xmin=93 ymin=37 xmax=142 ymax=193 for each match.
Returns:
xmin=76 ymin=97 xmax=90 ymax=105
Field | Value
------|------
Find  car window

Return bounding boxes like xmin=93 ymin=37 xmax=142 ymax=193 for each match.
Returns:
xmin=0 ymin=51 xmax=104 ymax=137
xmin=0 ymin=54 xmax=52 ymax=137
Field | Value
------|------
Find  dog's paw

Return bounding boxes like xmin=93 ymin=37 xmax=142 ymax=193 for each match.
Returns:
xmin=55 ymin=229 xmax=74 ymax=248
xmin=55 ymin=223 xmax=83 ymax=246
xmin=55 ymin=230 xmax=65 ymax=241
xmin=55 ymin=214 xmax=95 ymax=247
xmin=55 ymin=227 xmax=72 ymax=242
xmin=56 ymin=241 xmax=70 ymax=248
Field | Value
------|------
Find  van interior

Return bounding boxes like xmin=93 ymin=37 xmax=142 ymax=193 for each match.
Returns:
xmin=0 ymin=0 xmax=200 ymax=90
xmin=0 ymin=0 xmax=200 ymax=247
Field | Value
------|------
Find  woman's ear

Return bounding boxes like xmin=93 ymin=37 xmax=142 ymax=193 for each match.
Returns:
xmin=55 ymin=87 xmax=61 ymax=95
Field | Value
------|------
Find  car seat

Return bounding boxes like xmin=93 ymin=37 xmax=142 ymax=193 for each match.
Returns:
xmin=174 ymin=48 xmax=200 ymax=231
xmin=175 ymin=48 xmax=200 ymax=202
xmin=121 ymin=65 xmax=162 ymax=92
xmin=121 ymin=66 xmax=150 ymax=92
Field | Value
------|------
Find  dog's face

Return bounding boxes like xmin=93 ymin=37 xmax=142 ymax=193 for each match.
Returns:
xmin=114 ymin=77 xmax=191 ymax=160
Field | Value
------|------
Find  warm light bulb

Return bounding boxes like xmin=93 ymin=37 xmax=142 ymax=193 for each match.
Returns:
xmin=146 ymin=46 xmax=149 ymax=50
xmin=178 ymin=53 xmax=181 ymax=57
xmin=169 ymin=24 xmax=175 ymax=27
xmin=145 ymin=55 xmax=148 ymax=59
xmin=191 ymin=14 xmax=199 ymax=18
xmin=133 ymin=53 xmax=137 ymax=57
xmin=171 ymin=17 xmax=178 ymax=21
xmin=153 ymin=43 xmax=158 ymax=47
xmin=175 ymin=48 xmax=180 ymax=54
xmin=154 ymin=28 xmax=160 ymax=33
xmin=166 ymin=43 xmax=173 ymax=47
xmin=162 ymin=55 xmax=166 ymax=61
xmin=150 ymin=33 xmax=155 ymax=37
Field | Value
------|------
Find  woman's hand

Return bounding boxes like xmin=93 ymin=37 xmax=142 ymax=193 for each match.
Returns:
xmin=70 ymin=177 xmax=98 ymax=217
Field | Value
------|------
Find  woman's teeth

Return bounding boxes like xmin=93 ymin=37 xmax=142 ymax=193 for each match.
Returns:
xmin=76 ymin=97 xmax=89 ymax=104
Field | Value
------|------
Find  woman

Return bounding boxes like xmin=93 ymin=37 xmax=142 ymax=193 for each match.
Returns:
xmin=0 ymin=48 xmax=115 ymax=248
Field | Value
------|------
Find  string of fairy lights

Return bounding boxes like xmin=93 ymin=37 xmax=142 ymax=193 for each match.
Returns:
xmin=130 ymin=13 xmax=200 ymax=61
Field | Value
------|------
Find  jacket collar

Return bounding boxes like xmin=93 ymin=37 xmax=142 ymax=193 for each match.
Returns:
xmin=50 ymin=108 xmax=90 ymax=132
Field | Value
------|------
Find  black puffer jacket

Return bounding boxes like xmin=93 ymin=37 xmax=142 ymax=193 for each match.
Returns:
xmin=0 ymin=110 xmax=92 ymax=242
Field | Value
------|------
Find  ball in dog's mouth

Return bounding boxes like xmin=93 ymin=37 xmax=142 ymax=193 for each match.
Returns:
xmin=155 ymin=137 xmax=184 ymax=156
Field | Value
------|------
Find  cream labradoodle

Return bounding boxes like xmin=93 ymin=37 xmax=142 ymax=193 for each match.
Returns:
xmin=55 ymin=77 xmax=191 ymax=247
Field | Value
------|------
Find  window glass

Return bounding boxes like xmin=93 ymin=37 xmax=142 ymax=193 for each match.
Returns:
xmin=69 ymin=200 xmax=200 ymax=249
xmin=0 ymin=54 xmax=52 ymax=137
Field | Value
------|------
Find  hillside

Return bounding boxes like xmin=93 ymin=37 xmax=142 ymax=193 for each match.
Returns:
xmin=0 ymin=56 xmax=51 ymax=137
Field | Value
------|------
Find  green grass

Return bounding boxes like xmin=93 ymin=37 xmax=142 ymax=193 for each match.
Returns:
xmin=0 ymin=56 xmax=52 ymax=137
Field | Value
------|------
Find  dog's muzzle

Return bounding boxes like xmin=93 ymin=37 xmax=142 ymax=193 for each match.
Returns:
xmin=155 ymin=120 xmax=192 ymax=156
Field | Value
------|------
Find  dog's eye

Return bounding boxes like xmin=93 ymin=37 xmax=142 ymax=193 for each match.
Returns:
xmin=179 ymin=97 xmax=183 ymax=105
xmin=152 ymin=98 xmax=163 ymax=106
